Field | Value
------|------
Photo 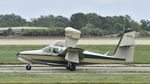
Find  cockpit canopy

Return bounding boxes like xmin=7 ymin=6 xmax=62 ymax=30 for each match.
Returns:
xmin=42 ymin=45 xmax=63 ymax=55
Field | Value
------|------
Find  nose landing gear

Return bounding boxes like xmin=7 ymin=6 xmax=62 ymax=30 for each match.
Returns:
xmin=26 ymin=64 xmax=31 ymax=70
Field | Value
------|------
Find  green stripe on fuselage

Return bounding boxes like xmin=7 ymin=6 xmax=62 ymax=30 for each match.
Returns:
xmin=33 ymin=59 xmax=96 ymax=65
xmin=83 ymin=53 xmax=125 ymax=61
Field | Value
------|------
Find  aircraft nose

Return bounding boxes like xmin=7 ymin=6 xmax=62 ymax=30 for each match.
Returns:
xmin=16 ymin=50 xmax=43 ymax=57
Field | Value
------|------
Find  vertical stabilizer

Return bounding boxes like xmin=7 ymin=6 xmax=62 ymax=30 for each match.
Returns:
xmin=113 ymin=30 xmax=135 ymax=63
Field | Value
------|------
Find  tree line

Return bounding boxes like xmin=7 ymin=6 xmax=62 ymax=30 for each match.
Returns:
xmin=0 ymin=13 xmax=149 ymax=36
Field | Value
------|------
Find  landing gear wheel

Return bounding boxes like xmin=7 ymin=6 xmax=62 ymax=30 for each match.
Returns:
xmin=26 ymin=64 xmax=31 ymax=70
xmin=67 ymin=62 xmax=76 ymax=71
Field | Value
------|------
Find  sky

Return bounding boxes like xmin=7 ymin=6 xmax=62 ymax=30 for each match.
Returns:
xmin=0 ymin=0 xmax=149 ymax=22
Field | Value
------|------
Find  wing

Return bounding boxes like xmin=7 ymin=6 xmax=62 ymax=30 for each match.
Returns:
xmin=58 ymin=27 xmax=83 ymax=63
xmin=59 ymin=47 xmax=84 ymax=63
xmin=65 ymin=47 xmax=84 ymax=63
xmin=65 ymin=27 xmax=81 ymax=47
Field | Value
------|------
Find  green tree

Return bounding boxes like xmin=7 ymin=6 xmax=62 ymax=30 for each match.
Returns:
xmin=0 ymin=14 xmax=26 ymax=27
xmin=31 ymin=15 xmax=54 ymax=27
xmin=129 ymin=20 xmax=141 ymax=31
xmin=139 ymin=30 xmax=150 ymax=36
xmin=140 ymin=19 xmax=150 ymax=31
xmin=81 ymin=23 xmax=104 ymax=36
xmin=3 ymin=28 xmax=14 ymax=36
xmin=70 ymin=13 xmax=87 ymax=29
xmin=86 ymin=13 xmax=102 ymax=28
xmin=53 ymin=16 xmax=70 ymax=27
xmin=31 ymin=15 xmax=70 ymax=27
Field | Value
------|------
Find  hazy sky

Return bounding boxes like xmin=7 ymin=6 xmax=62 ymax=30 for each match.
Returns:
xmin=0 ymin=0 xmax=149 ymax=22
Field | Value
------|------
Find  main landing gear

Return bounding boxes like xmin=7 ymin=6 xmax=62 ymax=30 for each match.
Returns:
xmin=26 ymin=64 xmax=31 ymax=70
xmin=66 ymin=62 xmax=76 ymax=71
xmin=25 ymin=63 xmax=76 ymax=71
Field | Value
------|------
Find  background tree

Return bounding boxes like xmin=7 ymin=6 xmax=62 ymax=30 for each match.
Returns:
xmin=129 ymin=20 xmax=141 ymax=31
xmin=80 ymin=23 xmax=104 ymax=36
xmin=70 ymin=13 xmax=87 ymax=29
xmin=52 ymin=16 xmax=70 ymax=27
xmin=30 ymin=15 xmax=54 ymax=27
xmin=0 ymin=14 xmax=26 ymax=27
xmin=140 ymin=19 xmax=150 ymax=31
xmin=30 ymin=15 xmax=70 ymax=27
xmin=86 ymin=13 xmax=102 ymax=28
xmin=0 ymin=13 xmax=150 ymax=37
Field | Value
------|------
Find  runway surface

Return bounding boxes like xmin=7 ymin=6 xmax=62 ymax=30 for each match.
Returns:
xmin=0 ymin=38 xmax=150 ymax=45
xmin=1 ymin=64 xmax=150 ymax=74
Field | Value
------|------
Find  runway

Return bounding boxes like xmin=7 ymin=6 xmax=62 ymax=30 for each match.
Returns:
xmin=1 ymin=64 xmax=150 ymax=74
xmin=0 ymin=38 xmax=150 ymax=45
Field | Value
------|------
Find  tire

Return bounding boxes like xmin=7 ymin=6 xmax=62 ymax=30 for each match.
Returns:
xmin=66 ymin=66 xmax=69 ymax=70
xmin=68 ymin=62 xmax=76 ymax=71
xmin=26 ymin=64 xmax=31 ymax=70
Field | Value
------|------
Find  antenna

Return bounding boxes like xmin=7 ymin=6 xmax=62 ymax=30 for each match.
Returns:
xmin=123 ymin=17 xmax=126 ymax=31
xmin=113 ymin=17 xmax=126 ymax=55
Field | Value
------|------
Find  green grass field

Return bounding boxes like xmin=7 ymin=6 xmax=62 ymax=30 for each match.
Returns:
xmin=0 ymin=45 xmax=150 ymax=64
xmin=0 ymin=73 xmax=150 ymax=83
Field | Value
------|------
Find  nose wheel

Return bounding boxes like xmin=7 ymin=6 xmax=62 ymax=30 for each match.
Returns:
xmin=66 ymin=62 xmax=76 ymax=71
xmin=26 ymin=64 xmax=31 ymax=70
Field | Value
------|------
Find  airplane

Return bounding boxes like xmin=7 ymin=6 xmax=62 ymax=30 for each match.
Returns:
xmin=17 ymin=27 xmax=135 ymax=71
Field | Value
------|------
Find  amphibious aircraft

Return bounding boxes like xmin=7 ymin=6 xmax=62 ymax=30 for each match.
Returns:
xmin=17 ymin=27 xmax=135 ymax=71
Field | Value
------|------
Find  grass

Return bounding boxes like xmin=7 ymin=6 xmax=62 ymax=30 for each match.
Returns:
xmin=0 ymin=45 xmax=45 ymax=64
xmin=0 ymin=45 xmax=150 ymax=64
xmin=0 ymin=73 xmax=150 ymax=83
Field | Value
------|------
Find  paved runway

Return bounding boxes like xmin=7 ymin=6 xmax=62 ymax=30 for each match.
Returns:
xmin=1 ymin=64 xmax=150 ymax=74
xmin=0 ymin=38 xmax=150 ymax=45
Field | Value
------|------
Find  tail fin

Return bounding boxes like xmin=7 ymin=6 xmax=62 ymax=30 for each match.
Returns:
xmin=113 ymin=29 xmax=135 ymax=63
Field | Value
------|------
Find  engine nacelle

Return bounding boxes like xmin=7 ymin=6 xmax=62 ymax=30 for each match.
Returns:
xmin=65 ymin=27 xmax=81 ymax=47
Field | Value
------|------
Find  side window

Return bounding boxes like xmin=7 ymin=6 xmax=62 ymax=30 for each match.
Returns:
xmin=53 ymin=47 xmax=62 ymax=54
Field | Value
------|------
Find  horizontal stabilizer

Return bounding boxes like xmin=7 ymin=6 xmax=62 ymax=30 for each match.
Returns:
xmin=104 ymin=51 xmax=110 ymax=55
xmin=119 ymin=31 xmax=135 ymax=47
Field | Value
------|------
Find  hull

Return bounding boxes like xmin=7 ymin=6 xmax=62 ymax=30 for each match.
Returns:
xmin=18 ymin=53 xmax=125 ymax=66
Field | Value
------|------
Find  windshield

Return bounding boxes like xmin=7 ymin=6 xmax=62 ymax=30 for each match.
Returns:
xmin=42 ymin=45 xmax=52 ymax=53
